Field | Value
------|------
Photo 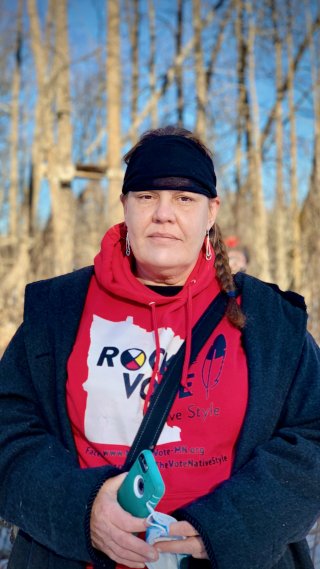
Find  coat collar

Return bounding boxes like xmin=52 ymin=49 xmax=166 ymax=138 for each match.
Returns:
xmin=47 ymin=268 xmax=307 ymax=466
xmin=48 ymin=266 xmax=94 ymax=453
xmin=232 ymin=272 xmax=307 ymax=471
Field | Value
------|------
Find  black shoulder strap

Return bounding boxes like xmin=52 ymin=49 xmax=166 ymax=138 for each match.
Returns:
xmin=124 ymin=291 xmax=229 ymax=469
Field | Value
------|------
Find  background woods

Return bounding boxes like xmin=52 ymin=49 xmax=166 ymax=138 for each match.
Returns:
xmin=0 ymin=1 xmax=320 ymax=566
xmin=0 ymin=0 xmax=319 ymax=354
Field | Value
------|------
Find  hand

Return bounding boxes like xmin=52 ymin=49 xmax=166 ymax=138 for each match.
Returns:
xmin=90 ymin=473 xmax=159 ymax=568
xmin=155 ymin=520 xmax=209 ymax=560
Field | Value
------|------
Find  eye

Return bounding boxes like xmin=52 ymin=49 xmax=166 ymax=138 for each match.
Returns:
xmin=177 ymin=194 xmax=194 ymax=203
xmin=136 ymin=192 xmax=154 ymax=201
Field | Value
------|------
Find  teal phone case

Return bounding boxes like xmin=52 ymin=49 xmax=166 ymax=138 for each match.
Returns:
xmin=117 ymin=450 xmax=165 ymax=517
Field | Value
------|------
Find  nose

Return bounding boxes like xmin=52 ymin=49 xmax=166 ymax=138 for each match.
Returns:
xmin=152 ymin=194 xmax=176 ymax=223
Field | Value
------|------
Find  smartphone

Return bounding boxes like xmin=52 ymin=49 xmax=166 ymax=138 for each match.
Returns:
xmin=117 ymin=450 xmax=165 ymax=518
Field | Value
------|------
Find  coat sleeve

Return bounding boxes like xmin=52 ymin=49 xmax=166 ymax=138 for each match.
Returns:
xmin=0 ymin=323 xmax=120 ymax=563
xmin=175 ymin=332 xmax=320 ymax=569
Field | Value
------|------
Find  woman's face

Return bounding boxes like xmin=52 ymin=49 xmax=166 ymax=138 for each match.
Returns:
xmin=121 ymin=190 xmax=220 ymax=285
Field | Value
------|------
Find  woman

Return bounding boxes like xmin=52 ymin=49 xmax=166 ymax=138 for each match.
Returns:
xmin=0 ymin=126 xmax=319 ymax=569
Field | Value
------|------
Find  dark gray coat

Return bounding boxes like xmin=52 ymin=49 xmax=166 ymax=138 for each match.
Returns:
xmin=0 ymin=267 xmax=319 ymax=569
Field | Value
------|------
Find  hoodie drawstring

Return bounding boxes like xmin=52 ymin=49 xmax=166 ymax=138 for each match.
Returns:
xmin=143 ymin=283 xmax=194 ymax=414
xmin=143 ymin=302 xmax=161 ymax=413
xmin=181 ymin=283 xmax=193 ymax=393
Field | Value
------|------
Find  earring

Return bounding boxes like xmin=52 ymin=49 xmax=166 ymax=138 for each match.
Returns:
xmin=126 ymin=232 xmax=131 ymax=256
xmin=205 ymin=229 xmax=212 ymax=261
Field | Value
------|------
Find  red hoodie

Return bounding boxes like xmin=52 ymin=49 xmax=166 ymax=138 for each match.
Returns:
xmin=66 ymin=222 xmax=248 ymax=548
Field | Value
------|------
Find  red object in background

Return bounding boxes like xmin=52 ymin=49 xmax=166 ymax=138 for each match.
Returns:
xmin=225 ymin=235 xmax=239 ymax=248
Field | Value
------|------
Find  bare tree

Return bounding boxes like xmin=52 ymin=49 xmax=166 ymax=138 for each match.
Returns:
xmin=176 ymin=0 xmax=184 ymax=126
xmin=8 ymin=0 xmax=23 ymax=241
xmin=127 ymin=0 xmax=140 ymax=144
xmin=261 ymin=9 xmax=320 ymax=150
xmin=50 ymin=0 xmax=75 ymax=274
xmin=247 ymin=0 xmax=270 ymax=280
xmin=28 ymin=0 xmax=75 ymax=275
xmin=205 ymin=0 xmax=234 ymax=93
xmin=301 ymin=0 xmax=320 ymax=343
xmin=271 ymin=0 xmax=287 ymax=289
xmin=27 ymin=0 xmax=51 ymax=232
xmin=234 ymin=0 xmax=250 ymax=240
xmin=106 ymin=0 xmax=123 ymax=225
xmin=193 ymin=0 xmax=207 ymax=136
xmin=147 ymin=0 xmax=158 ymax=127
xmin=286 ymin=0 xmax=301 ymax=291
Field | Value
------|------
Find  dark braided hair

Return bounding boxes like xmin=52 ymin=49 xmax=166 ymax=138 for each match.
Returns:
xmin=211 ymin=224 xmax=246 ymax=329
xmin=123 ymin=125 xmax=246 ymax=330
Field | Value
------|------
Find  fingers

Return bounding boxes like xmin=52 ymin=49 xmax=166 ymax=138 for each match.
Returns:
xmin=168 ymin=520 xmax=198 ymax=537
xmin=156 ymin=535 xmax=208 ymax=559
xmin=99 ymin=529 xmax=158 ymax=567
xmin=91 ymin=508 xmax=158 ymax=566
xmin=90 ymin=477 xmax=209 ymax=564
xmin=91 ymin=474 xmax=147 ymax=534
xmin=90 ymin=473 xmax=158 ymax=567
xmin=156 ymin=521 xmax=209 ymax=560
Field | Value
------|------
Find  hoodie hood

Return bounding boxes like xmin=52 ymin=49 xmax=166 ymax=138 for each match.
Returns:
xmin=67 ymin=223 xmax=248 ymax=515
xmin=94 ymin=223 xmax=221 ymax=410
xmin=94 ymin=222 xmax=219 ymax=306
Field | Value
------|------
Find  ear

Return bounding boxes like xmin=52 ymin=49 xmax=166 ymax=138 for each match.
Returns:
xmin=207 ymin=197 xmax=220 ymax=230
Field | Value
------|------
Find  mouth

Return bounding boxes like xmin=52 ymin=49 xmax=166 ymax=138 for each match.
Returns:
xmin=148 ymin=233 xmax=180 ymax=240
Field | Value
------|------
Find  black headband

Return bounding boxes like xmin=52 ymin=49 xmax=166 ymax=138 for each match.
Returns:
xmin=122 ymin=135 xmax=217 ymax=198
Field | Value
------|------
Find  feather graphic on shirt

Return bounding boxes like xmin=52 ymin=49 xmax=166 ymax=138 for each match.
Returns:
xmin=202 ymin=334 xmax=226 ymax=399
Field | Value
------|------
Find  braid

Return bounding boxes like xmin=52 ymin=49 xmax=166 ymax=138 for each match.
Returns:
xmin=212 ymin=224 xmax=246 ymax=329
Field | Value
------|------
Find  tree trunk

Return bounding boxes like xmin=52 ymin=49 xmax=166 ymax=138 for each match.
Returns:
xmin=27 ymin=0 xmax=50 ymax=232
xmin=28 ymin=0 xmax=75 ymax=275
xmin=176 ymin=0 xmax=184 ymax=126
xmin=8 ymin=0 xmax=23 ymax=240
xmin=50 ymin=0 xmax=75 ymax=275
xmin=147 ymin=0 xmax=158 ymax=128
xmin=106 ymin=0 xmax=123 ymax=226
xmin=301 ymin=0 xmax=320 ymax=341
xmin=271 ymin=0 xmax=287 ymax=289
xmin=125 ymin=4 xmax=221 ymax=142
xmin=130 ymin=0 xmax=139 ymax=144
xmin=205 ymin=1 xmax=233 ymax=92
xmin=261 ymin=10 xmax=320 ymax=151
xmin=247 ymin=0 xmax=270 ymax=280
xmin=286 ymin=0 xmax=301 ymax=291
xmin=234 ymin=0 xmax=249 ymax=238
xmin=307 ymin=1 xmax=320 ymax=196
xmin=193 ymin=0 xmax=207 ymax=137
